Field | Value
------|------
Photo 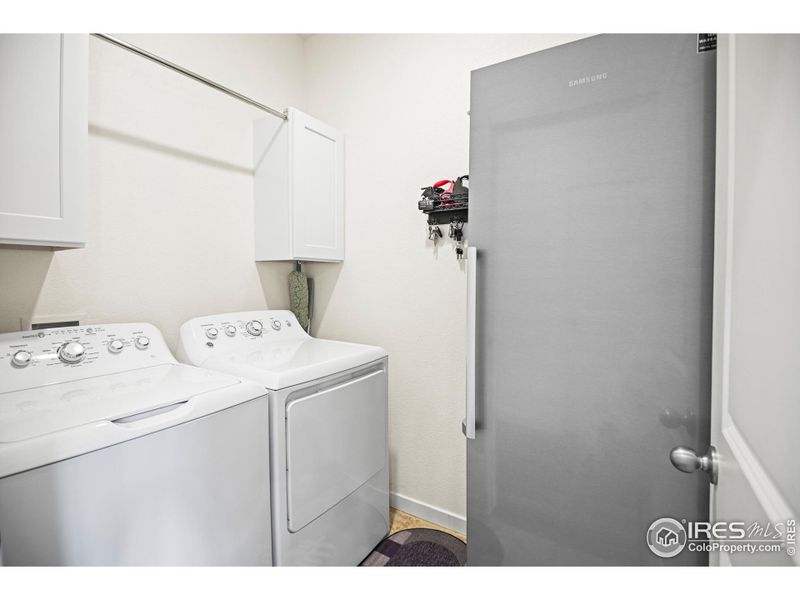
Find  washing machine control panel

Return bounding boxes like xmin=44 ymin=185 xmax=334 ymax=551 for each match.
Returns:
xmin=0 ymin=323 xmax=175 ymax=394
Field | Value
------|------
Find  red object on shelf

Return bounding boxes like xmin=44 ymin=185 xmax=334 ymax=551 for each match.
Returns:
xmin=432 ymin=179 xmax=455 ymax=199
xmin=418 ymin=175 xmax=468 ymax=214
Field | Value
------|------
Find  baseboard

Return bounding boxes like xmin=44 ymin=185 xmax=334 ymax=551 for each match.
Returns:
xmin=390 ymin=492 xmax=466 ymax=536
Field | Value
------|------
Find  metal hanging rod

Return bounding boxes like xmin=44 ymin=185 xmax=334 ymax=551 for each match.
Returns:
xmin=91 ymin=33 xmax=288 ymax=121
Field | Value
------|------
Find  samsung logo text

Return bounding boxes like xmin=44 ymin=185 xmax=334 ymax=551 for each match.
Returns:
xmin=569 ymin=73 xmax=608 ymax=87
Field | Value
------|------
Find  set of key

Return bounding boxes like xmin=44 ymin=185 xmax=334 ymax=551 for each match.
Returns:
xmin=427 ymin=218 xmax=443 ymax=244
xmin=449 ymin=218 xmax=465 ymax=259
xmin=427 ymin=216 xmax=466 ymax=259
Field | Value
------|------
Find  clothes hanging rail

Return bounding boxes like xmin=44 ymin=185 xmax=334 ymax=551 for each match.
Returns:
xmin=91 ymin=33 xmax=288 ymax=121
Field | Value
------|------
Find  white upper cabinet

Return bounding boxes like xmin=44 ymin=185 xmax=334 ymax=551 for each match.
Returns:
xmin=0 ymin=34 xmax=88 ymax=248
xmin=254 ymin=107 xmax=344 ymax=262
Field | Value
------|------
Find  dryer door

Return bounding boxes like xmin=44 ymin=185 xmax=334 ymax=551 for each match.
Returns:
xmin=286 ymin=365 xmax=387 ymax=532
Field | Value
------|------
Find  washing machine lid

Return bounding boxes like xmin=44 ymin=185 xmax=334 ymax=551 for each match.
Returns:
xmin=0 ymin=363 xmax=243 ymax=444
xmin=204 ymin=338 xmax=387 ymax=390
xmin=0 ymin=363 xmax=267 ymax=479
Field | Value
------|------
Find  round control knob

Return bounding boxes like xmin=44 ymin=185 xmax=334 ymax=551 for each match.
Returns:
xmin=108 ymin=339 xmax=124 ymax=354
xmin=245 ymin=320 xmax=263 ymax=336
xmin=58 ymin=341 xmax=86 ymax=364
xmin=270 ymin=319 xmax=282 ymax=331
xmin=11 ymin=350 xmax=33 ymax=368
xmin=224 ymin=325 xmax=237 ymax=337
xmin=134 ymin=336 xmax=150 ymax=350
xmin=205 ymin=327 xmax=219 ymax=340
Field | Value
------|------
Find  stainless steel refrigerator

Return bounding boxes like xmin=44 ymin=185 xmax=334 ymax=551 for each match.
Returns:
xmin=465 ymin=34 xmax=716 ymax=565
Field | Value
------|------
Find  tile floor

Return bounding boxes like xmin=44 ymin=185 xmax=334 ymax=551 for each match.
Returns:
xmin=389 ymin=508 xmax=466 ymax=542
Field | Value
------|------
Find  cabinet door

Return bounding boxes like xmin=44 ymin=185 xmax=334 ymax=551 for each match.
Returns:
xmin=0 ymin=34 xmax=87 ymax=248
xmin=290 ymin=108 xmax=344 ymax=261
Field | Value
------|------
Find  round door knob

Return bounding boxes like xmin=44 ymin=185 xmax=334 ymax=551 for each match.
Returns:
xmin=108 ymin=339 xmax=124 ymax=354
xmin=135 ymin=336 xmax=150 ymax=350
xmin=205 ymin=327 xmax=219 ymax=340
xmin=11 ymin=350 xmax=33 ymax=368
xmin=58 ymin=341 xmax=86 ymax=364
xmin=224 ymin=325 xmax=237 ymax=337
xmin=669 ymin=445 xmax=718 ymax=485
xmin=246 ymin=320 xmax=263 ymax=336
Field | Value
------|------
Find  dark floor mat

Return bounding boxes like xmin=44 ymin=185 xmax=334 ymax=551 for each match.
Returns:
xmin=360 ymin=528 xmax=466 ymax=566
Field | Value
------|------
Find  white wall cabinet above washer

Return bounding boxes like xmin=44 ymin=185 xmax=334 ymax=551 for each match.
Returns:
xmin=0 ymin=34 xmax=88 ymax=248
xmin=254 ymin=107 xmax=344 ymax=262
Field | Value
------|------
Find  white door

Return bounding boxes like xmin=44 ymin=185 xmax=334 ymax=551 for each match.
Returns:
xmin=0 ymin=34 xmax=87 ymax=248
xmin=290 ymin=108 xmax=345 ymax=261
xmin=710 ymin=34 xmax=799 ymax=567
xmin=285 ymin=367 xmax=387 ymax=533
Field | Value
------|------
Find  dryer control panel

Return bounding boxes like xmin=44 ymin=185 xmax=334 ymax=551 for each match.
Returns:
xmin=177 ymin=310 xmax=308 ymax=365
xmin=0 ymin=323 xmax=175 ymax=394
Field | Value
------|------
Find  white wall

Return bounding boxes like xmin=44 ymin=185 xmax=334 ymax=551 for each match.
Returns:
xmin=0 ymin=34 xmax=306 ymax=345
xmin=302 ymin=34 xmax=588 ymax=525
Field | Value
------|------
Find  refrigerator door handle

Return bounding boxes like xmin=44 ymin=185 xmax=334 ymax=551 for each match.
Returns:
xmin=463 ymin=245 xmax=477 ymax=439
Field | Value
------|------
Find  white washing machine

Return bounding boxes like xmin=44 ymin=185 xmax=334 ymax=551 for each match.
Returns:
xmin=0 ymin=323 xmax=271 ymax=566
xmin=177 ymin=310 xmax=389 ymax=566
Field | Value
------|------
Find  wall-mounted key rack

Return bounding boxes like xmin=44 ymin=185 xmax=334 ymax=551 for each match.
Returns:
xmin=418 ymin=175 xmax=469 ymax=260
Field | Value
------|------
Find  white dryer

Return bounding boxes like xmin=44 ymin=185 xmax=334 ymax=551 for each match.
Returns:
xmin=177 ymin=310 xmax=389 ymax=566
xmin=0 ymin=323 xmax=271 ymax=566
